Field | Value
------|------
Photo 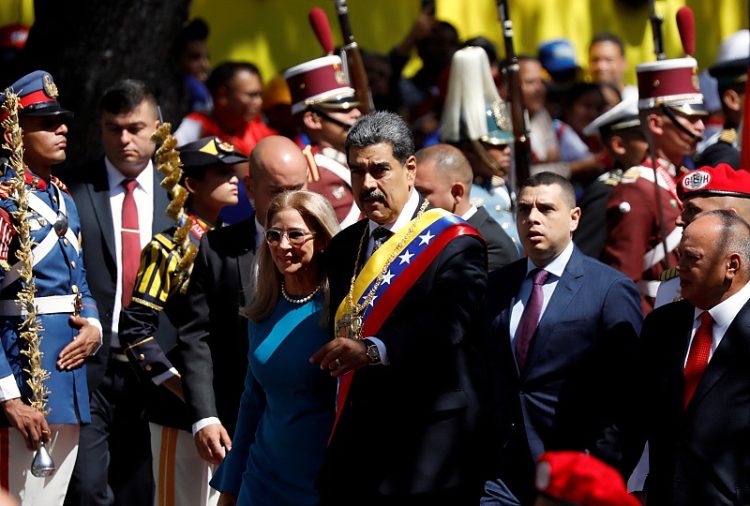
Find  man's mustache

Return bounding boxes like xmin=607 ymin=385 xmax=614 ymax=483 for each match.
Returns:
xmin=360 ymin=189 xmax=386 ymax=202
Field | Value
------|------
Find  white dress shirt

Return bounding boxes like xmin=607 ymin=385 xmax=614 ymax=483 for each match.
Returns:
xmin=687 ymin=278 xmax=750 ymax=365
xmin=461 ymin=205 xmax=478 ymax=221
xmin=362 ymin=189 xmax=421 ymax=365
xmin=105 ymin=158 xmax=154 ymax=348
xmin=509 ymin=241 xmax=575 ymax=341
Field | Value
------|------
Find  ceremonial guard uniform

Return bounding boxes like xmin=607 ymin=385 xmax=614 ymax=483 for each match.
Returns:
xmin=603 ymin=57 xmax=706 ymax=314
xmin=602 ymin=159 xmax=681 ymax=312
xmin=440 ymin=46 xmax=520 ymax=247
xmin=0 ymin=71 xmax=102 ymax=504
xmin=285 ymin=55 xmax=361 ymax=228
xmin=697 ymin=29 xmax=748 ymax=169
xmin=119 ymin=136 xmax=247 ymax=506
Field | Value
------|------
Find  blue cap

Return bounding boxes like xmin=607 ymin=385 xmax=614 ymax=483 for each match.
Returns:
xmin=5 ymin=70 xmax=73 ymax=119
xmin=538 ymin=39 xmax=579 ymax=74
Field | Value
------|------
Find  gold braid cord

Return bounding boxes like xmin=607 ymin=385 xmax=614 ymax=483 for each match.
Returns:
xmin=1 ymin=91 xmax=49 ymax=415
xmin=151 ymin=124 xmax=198 ymax=294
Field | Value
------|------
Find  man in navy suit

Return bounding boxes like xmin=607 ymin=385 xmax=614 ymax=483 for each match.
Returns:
xmin=481 ymin=172 xmax=643 ymax=505
xmin=635 ymin=210 xmax=750 ymax=505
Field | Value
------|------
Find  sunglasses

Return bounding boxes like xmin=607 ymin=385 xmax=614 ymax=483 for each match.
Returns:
xmin=265 ymin=228 xmax=315 ymax=246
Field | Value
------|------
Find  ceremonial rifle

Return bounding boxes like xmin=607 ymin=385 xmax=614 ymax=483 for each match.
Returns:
xmin=649 ymin=0 xmax=666 ymax=61
xmin=333 ymin=0 xmax=374 ymax=113
xmin=497 ymin=0 xmax=530 ymax=197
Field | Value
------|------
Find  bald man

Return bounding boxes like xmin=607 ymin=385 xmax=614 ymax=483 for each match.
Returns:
xmin=656 ymin=163 xmax=750 ymax=307
xmin=636 ymin=210 xmax=750 ymax=505
xmin=415 ymin=144 xmax=519 ymax=271
xmin=177 ymin=136 xmax=308 ymax=467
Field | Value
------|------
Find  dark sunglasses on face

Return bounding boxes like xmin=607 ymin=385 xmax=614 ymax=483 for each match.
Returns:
xmin=265 ymin=228 xmax=315 ymax=246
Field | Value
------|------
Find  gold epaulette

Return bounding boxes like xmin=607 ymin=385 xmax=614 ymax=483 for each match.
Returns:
xmin=302 ymin=145 xmax=320 ymax=183
xmin=600 ymin=169 xmax=624 ymax=187
xmin=719 ymin=128 xmax=737 ymax=145
xmin=620 ymin=167 xmax=642 ymax=183
xmin=660 ymin=266 xmax=679 ymax=282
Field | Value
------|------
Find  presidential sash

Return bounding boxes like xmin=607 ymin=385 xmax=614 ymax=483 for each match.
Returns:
xmin=330 ymin=208 xmax=482 ymax=439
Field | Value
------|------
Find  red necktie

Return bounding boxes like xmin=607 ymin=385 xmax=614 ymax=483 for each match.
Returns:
xmin=683 ymin=311 xmax=713 ymax=410
xmin=121 ymin=179 xmax=140 ymax=308
xmin=515 ymin=269 xmax=549 ymax=370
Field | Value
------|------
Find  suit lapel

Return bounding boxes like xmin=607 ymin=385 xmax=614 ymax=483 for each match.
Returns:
xmin=490 ymin=261 xmax=527 ymax=376
xmin=686 ymin=299 xmax=750 ymax=412
xmin=523 ymin=248 xmax=585 ymax=377
xmin=87 ymin=163 xmax=116 ymax=262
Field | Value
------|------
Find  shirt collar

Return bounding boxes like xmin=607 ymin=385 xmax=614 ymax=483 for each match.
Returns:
xmin=526 ymin=240 xmax=575 ymax=279
xmin=694 ymin=277 xmax=750 ymax=328
xmin=105 ymin=157 xmax=154 ymax=195
xmin=461 ymin=204 xmax=478 ymax=221
xmin=368 ymin=188 xmax=419 ymax=236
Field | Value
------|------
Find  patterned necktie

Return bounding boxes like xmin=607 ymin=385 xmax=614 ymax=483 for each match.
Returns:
xmin=372 ymin=227 xmax=393 ymax=252
xmin=515 ymin=268 xmax=550 ymax=370
xmin=121 ymin=179 xmax=140 ymax=307
xmin=683 ymin=311 xmax=713 ymax=410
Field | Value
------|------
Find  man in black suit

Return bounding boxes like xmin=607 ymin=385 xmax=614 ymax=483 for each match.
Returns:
xmin=177 ymin=135 xmax=308 ymax=469
xmin=414 ymin=143 xmax=519 ymax=271
xmin=64 ymin=79 xmax=173 ymax=506
xmin=635 ymin=209 xmax=750 ymax=505
xmin=311 ymin=111 xmax=488 ymax=505
xmin=481 ymin=172 xmax=643 ymax=505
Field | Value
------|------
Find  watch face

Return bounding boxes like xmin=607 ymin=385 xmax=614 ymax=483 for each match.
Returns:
xmin=366 ymin=344 xmax=380 ymax=363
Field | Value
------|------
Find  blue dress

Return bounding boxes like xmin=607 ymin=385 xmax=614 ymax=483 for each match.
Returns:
xmin=211 ymin=293 xmax=335 ymax=505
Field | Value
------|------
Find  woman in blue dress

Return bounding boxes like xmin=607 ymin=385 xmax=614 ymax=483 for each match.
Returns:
xmin=212 ymin=190 xmax=340 ymax=506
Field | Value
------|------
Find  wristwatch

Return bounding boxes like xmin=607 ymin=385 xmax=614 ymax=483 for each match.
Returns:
xmin=362 ymin=338 xmax=381 ymax=365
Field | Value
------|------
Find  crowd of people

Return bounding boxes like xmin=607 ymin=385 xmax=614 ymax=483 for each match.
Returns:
xmin=0 ymin=8 xmax=748 ymax=506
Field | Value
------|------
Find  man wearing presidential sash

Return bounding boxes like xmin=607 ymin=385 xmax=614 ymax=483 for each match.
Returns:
xmin=310 ymin=111 xmax=488 ymax=505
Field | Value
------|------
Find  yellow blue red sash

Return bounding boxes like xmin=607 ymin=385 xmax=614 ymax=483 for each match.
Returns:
xmin=330 ymin=208 xmax=482 ymax=438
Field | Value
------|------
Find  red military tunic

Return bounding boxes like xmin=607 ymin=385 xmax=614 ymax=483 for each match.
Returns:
xmin=602 ymin=159 xmax=682 ymax=314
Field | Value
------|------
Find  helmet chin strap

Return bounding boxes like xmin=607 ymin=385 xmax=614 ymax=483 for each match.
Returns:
xmin=470 ymin=139 xmax=508 ymax=181
xmin=661 ymin=105 xmax=704 ymax=142
xmin=310 ymin=107 xmax=354 ymax=131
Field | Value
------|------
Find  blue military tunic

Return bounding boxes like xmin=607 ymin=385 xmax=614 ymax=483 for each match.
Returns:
xmin=0 ymin=170 xmax=99 ymax=425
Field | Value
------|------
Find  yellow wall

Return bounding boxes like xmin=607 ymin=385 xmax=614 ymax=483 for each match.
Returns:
xmin=190 ymin=0 xmax=747 ymax=85
xmin=0 ymin=0 xmax=33 ymax=27
xmin=2 ymin=0 xmax=746 ymax=86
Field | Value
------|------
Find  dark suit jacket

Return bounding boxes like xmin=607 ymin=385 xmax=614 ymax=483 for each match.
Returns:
xmin=467 ymin=206 xmax=519 ymax=271
xmin=176 ymin=218 xmax=256 ymax=436
xmin=637 ymin=299 xmax=750 ymax=506
xmin=485 ymin=246 xmax=642 ymax=503
xmin=318 ymin=199 xmax=489 ymax=502
xmin=66 ymin=158 xmax=174 ymax=391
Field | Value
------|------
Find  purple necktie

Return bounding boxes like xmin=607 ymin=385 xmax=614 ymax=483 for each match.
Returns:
xmin=515 ymin=269 xmax=549 ymax=370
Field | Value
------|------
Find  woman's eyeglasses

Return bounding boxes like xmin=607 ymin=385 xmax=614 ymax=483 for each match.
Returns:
xmin=265 ymin=228 xmax=316 ymax=246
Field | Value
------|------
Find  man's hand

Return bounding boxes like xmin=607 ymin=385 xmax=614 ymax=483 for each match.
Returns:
xmin=217 ymin=493 xmax=237 ymax=506
xmin=2 ymin=398 xmax=49 ymax=451
xmin=194 ymin=423 xmax=232 ymax=465
xmin=162 ymin=375 xmax=185 ymax=402
xmin=57 ymin=315 xmax=100 ymax=371
xmin=309 ymin=338 xmax=370 ymax=377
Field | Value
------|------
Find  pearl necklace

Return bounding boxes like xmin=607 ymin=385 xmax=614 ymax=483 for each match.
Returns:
xmin=281 ymin=281 xmax=321 ymax=304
